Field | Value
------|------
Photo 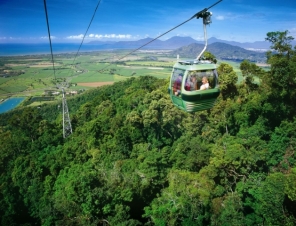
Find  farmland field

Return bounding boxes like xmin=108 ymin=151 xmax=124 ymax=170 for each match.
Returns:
xmin=0 ymin=50 xmax=246 ymax=105
xmin=0 ymin=50 xmax=175 ymax=100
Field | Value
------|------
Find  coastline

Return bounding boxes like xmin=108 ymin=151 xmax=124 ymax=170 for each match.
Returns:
xmin=0 ymin=43 xmax=111 ymax=56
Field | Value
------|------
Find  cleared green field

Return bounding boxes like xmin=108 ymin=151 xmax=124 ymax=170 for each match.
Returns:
xmin=113 ymin=74 xmax=129 ymax=82
xmin=0 ymin=77 xmax=14 ymax=85
xmin=0 ymin=84 xmax=27 ymax=93
xmin=0 ymin=51 xmax=249 ymax=99
xmin=71 ymin=72 xmax=113 ymax=83
xmin=125 ymin=60 xmax=174 ymax=67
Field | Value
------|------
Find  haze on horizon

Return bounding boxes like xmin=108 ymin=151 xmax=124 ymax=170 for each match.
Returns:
xmin=0 ymin=0 xmax=295 ymax=44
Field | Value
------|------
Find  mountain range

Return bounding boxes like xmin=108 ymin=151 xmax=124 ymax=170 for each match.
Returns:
xmin=171 ymin=42 xmax=267 ymax=62
xmin=88 ymin=36 xmax=274 ymax=62
xmin=87 ymin=36 xmax=278 ymax=51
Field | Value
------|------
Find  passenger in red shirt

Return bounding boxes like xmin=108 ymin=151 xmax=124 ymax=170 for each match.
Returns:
xmin=173 ymin=74 xmax=183 ymax=96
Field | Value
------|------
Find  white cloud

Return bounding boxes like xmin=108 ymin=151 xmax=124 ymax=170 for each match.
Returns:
xmin=216 ymin=15 xmax=225 ymax=20
xmin=66 ymin=34 xmax=135 ymax=40
xmin=89 ymin=34 xmax=132 ymax=39
xmin=117 ymin=34 xmax=132 ymax=39
xmin=66 ymin=34 xmax=84 ymax=39
xmin=40 ymin=36 xmax=56 ymax=39
xmin=8 ymin=37 xmax=23 ymax=40
xmin=0 ymin=37 xmax=7 ymax=40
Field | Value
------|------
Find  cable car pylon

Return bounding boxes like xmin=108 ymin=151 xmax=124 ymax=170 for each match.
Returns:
xmin=62 ymin=87 xmax=73 ymax=138
xmin=43 ymin=0 xmax=73 ymax=138
xmin=43 ymin=0 xmax=101 ymax=138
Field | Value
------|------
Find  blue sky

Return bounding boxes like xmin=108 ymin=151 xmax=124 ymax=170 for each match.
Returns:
xmin=1 ymin=0 xmax=295 ymax=43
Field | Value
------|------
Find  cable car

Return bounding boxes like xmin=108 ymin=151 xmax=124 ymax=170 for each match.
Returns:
xmin=168 ymin=10 xmax=220 ymax=112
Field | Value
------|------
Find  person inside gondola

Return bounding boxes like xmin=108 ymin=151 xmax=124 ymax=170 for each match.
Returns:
xmin=190 ymin=75 xmax=197 ymax=91
xmin=173 ymin=73 xmax=183 ymax=96
xmin=200 ymin=76 xmax=209 ymax=90
xmin=185 ymin=75 xmax=197 ymax=91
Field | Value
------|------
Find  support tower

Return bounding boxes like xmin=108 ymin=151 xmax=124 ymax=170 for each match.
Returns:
xmin=62 ymin=88 xmax=73 ymax=138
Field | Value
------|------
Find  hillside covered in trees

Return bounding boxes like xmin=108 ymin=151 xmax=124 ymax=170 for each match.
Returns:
xmin=0 ymin=31 xmax=296 ymax=225
xmin=171 ymin=42 xmax=266 ymax=62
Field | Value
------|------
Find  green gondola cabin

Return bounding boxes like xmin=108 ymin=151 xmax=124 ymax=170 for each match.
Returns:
xmin=168 ymin=6 xmax=221 ymax=112
xmin=168 ymin=59 xmax=220 ymax=112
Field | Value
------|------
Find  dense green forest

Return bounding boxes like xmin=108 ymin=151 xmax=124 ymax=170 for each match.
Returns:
xmin=1 ymin=31 xmax=296 ymax=225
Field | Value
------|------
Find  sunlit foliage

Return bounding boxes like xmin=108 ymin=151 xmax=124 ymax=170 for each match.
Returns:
xmin=0 ymin=31 xmax=296 ymax=225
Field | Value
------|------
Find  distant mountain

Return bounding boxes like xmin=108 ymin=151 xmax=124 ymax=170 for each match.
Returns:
xmin=87 ymin=36 xmax=277 ymax=50
xmin=171 ymin=42 xmax=267 ymax=62
xmin=86 ymin=40 xmax=117 ymax=45
xmin=163 ymin=36 xmax=198 ymax=48
xmin=111 ymin=38 xmax=163 ymax=48
xmin=207 ymin=37 xmax=271 ymax=50
xmin=87 ymin=36 xmax=296 ymax=62
xmin=88 ymin=36 xmax=199 ymax=49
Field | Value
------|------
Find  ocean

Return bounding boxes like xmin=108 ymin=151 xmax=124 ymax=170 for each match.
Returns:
xmin=0 ymin=43 xmax=113 ymax=56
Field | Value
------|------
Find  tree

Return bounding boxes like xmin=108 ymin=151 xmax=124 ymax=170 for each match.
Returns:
xmin=217 ymin=63 xmax=238 ymax=99
xmin=211 ymin=193 xmax=245 ymax=226
xmin=3 ymin=64 xmax=296 ymax=225
xmin=144 ymin=170 xmax=215 ymax=225
xmin=239 ymin=60 xmax=264 ymax=92
xmin=267 ymin=119 xmax=296 ymax=171
xmin=265 ymin=31 xmax=294 ymax=56
xmin=263 ymin=31 xmax=296 ymax=119
xmin=259 ymin=173 xmax=292 ymax=225
xmin=203 ymin=52 xmax=217 ymax=63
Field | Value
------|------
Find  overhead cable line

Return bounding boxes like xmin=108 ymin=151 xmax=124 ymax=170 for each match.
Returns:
xmin=43 ymin=0 xmax=56 ymax=81
xmin=71 ymin=0 xmax=102 ymax=66
xmin=98 ymin=0 xmax=222 ymax=73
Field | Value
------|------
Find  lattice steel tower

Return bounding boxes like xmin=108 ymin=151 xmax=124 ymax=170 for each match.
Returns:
xmin=62 ymin=88 xmax=72 ymax=138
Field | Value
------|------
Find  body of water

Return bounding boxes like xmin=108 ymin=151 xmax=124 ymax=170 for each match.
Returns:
xmin=0 ymin=43 xmax=154 ymax=56
xmin=0 ymin=43 xmax=114 ymax=56
xmin=0 ymin=97 xmax=25 ymax=114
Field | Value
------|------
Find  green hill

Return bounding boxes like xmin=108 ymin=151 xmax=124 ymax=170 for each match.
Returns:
xmin=171 ymin=42 xmax=267 ymax=62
